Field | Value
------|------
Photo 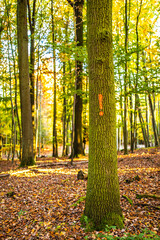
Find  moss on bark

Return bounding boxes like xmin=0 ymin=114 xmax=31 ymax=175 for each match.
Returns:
xmin=84 ymin=0 xmax=124 ymax=230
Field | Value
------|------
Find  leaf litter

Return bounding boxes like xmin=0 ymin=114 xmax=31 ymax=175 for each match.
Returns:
xmin=0 ymin=147 xmax=160 ymax=239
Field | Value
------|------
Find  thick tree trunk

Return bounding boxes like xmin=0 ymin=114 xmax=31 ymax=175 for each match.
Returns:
xmin=17 ymin=0 xmax=34 ymax=167
xmin=84 ymin=0 xmax=123 ymax=230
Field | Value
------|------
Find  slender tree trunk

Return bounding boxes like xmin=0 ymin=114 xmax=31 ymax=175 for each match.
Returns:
xmin=62 ymin=19 xmax=69 ymax=156
xmin=84 ymin=0 xmax=123 ymax=229
xmin=142 ymin=51 xmax=158 ymax=146
xmin=71 ymin=93 xmax=76 ymax=165
xmin=145 ymin=95 xmax=150 ymax=146
xmin=83 ymin=76 xmax=88 ymax=154
xmin=38 ymin=72 xmax=42 ymax=157
xmin=17 ymin=0 xmax=34 ymax=167
xmin=73 ymin=0 xmax=84 ymax=156
xmin=123 ymin=0 xmax=128 ymax=154
xmin=8 ymin=49 xmax=16 ymax=163
xmin=8 ymin=23 xmax=22 ymax=160
xmin=62 ymin=62 xmax=66 ymax=156
xmin=67 ymin=0 xmax=84 ymax=156
xmin=158 ymin=101 xmax=160 ymax=139
xmin=129 ymin=74 xmax=134 ymax=152
xmin=0 ymin=120 xmax=2 ymax=160
xmin=118 ymin=67 xmax=123 ymax=147
xmin=0 ymin=27 xmax=2 ymax=160
xmin=66 ymin=115 xmax=70 ymax=156
xmin=148 ymin=94 xmax=159 ymax=146
xmin=35 ymin=47 xmax=40 ymax=155
xmin=134 ymin=0 xmax=142 ymax=149
xmin=66 ymin=59 xmax=72 ymax=156
xmin=27 ymin=0 xmax=37 ymax=157
xmin=137 ymin=97 xmax=149 ymax=148
xmin=51 ymin=0 xmax=58 ymax=157
xmin=5 ymin=3 xmax=16 ymax=163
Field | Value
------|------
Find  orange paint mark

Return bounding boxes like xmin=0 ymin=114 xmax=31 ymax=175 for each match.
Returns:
xmin=99 ymin=111 xmax=104 ymax=116
xmin=98 ymin=94 xmax=104 ymax=116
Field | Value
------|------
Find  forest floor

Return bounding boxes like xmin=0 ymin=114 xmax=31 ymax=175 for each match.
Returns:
xmin=0 ymin=147 xmax=160 ymax=239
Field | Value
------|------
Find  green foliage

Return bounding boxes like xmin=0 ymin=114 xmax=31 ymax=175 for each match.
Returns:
xmin=84 ymin=228 xmax=160 ymax=240
xmin=81 ymin=215 xmax=95 ymax=232
xmin=122 ymin=195 xmax=133 ymax=205
xmin=71 ymin=196 xmax=86 ymax=207
xmin=18 ymin=210 xmax=26 ymax=218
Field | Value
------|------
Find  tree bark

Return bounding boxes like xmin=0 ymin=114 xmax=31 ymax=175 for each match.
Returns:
xmin=5 ymin=3 xmax=16 ymax=163
xmin=67 ymin=0 xmax=84 ymax=156
xmin=62 ymin=19 xmax=69 ymax=156
xmin=51 ymin=0 xmax=58 ymax=157
xmin=62 ymin=62 xmax=66 ymax=156
xmin=148 ymin=94 xmax=159 ymax=146
xmin=142 ymin=51 xmax=158 ymax=146
xmin=84 ymin=0 xmax=123 ymax=230
xmin=27 ymin=0 xmax=37 ymax=157
xmin=123 ymin=0 xmax=128 ymax=155
xmin=17 ymin=0 xmax=34 ymax=167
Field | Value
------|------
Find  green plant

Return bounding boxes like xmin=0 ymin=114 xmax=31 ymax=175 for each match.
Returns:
xmin=71 ymin=196 xmax=86 ymax=207
xmin=84 ymin=228 xmax=160 ymax=240
xmin=18 ymin=210 xmax=26 ymax=218
xmin=80 ymin=215 xmax=94 ymax=232
xmin=105 ymin=225 xmax=117 ymax=232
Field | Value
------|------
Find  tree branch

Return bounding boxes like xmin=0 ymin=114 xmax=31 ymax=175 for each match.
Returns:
xmin=27 ymin=0 xmax=32 ymax=30
xmin=32 ymin=0 xmax=36 ymax=28
xmin=66 ymin=0 xmax=74 ymax=8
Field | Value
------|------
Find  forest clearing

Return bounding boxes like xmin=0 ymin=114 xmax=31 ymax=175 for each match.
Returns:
xmin=0 ymin=147 xmax=160 ymax=239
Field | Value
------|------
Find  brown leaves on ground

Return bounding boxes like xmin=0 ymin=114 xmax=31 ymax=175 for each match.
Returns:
xmin=0 ymin=147 xmax=160 ymax=239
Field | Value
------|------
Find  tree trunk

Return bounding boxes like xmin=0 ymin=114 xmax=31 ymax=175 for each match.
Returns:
xmin=123 ymin=0 xmax=128 ymax=155
xmin=0 ymin=130 xmax=2 ymax=160
xmin=145 ymin=95 xmax=150 ymax=147
xmin=17 ymin=0 xmax=34 ymax=167
xmin=137 ymin=100 xmax=149 ymax=148
xmin=73 ymin=0 xmax=84 ymax=156
xmin=158 ymin=101 xmax=160 ymax=140
xmin=38 ymin=72 xmax=42 ymax=157
xmin=62 ymin=62 xmax=66 ymax=156
xmin=67 ymin=0 xmax=84 ymax=156
xmin=51 ymin=0 xmax=58 ymax=157
xmin=129 ymin=77 xmax=134 ymax=152
xmin=83 ymin=76 xmax=88 ymax=154
xmin=0 ymin=25 xmax=2 ymax=160
xmin=27 ymin=0 xmax=37 ymax=157
xmin=35 ymin=47 xmax=40 ymax=154
xmin=84 ymin=0 xmax=123 ymax=230
xmin=148 ymin=94 xmax=159 ymax=146
xmin=62 ymin=19 xmax=69 ymax=156
xmin=5 ymin=4 xmax=16 ymax=163
xmin=142 ymin=51 xmax=158 ymax=146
